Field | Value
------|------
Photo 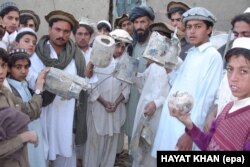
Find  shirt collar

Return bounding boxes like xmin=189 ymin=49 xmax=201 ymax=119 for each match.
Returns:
xmin=189 ymin=41 xmax=213 ymax=53
xmin=7 ymin=78 xmax=28 ymax=87
xmin=196 ymin=41 xmax=213 ymax=52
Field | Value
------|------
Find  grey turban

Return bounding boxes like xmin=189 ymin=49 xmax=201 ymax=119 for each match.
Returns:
xmin=129 ymin=5 xmax=155 ymax=22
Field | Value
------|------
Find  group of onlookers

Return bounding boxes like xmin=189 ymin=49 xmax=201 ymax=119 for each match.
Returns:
xmin=0 ymin=1 xmax=250 ymax=167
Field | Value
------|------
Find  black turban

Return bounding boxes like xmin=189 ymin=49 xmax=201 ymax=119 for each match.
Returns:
xmin=129 ymin=5 xmax=155 ymax=22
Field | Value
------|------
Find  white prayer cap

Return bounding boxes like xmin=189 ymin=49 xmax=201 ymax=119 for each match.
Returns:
xmin=109 ymin=29 xmax=133 ymax=44
xmin=97 ymin=20 xmax=112 ymax=32
xmin=182 ymin=7 xmax=217 ymax=25
xmin=16 ymin=27 xmax=37 ymax=40
xmin=232 ymin=37 xmax=250 ymax=50
xmin=244 ymin=7 xmax=250 ymax=13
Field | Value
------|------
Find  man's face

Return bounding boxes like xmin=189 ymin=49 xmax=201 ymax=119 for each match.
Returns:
xmin=49 ymin=20 xmax=71 ymax=47
xmin=233 ymin=21 xmax=250 ymax=38
xmin=170 ymin=12 xmax=185 ymax=32
xmin=75 ymin=26 xmax=91 ymax=50
xmin=0 ymin=11 xmax=19 ymax=33
xmin=121 ymin=20 xmax=134 ymax=35
xmin=133 ymin=16 xmax=151 ymax=43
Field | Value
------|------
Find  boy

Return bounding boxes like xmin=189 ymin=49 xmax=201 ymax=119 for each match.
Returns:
xmin=15 ymin=27 xmax=37 ymax=56
xmin=84 ymin=29 xmax=131 ymax=167
xmin=170 ymin=37 xmax=250 ymax=150
xmin=7 ymin=48 xmax=46 ymax=167
xmin=0 ymin=1 xmax=19 ymax=51
xmin=19 ymin=10 xmax=40 ymax=32
xmin=152 ymin=7 xmax=223 ymax=153
xmin=0 ymin=48 xmax=47 ymax=167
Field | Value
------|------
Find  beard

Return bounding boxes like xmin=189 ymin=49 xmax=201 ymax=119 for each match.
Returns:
xmin=134 ymin=29 xmax=150 ymax=43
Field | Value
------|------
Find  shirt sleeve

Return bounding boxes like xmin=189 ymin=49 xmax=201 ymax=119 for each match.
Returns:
xmin=0 ymin=136 xmax=24 ymax=158
xmin=9 ymin=91 xmax=42 ymax=121
xmin=185 ymin=120 xmax=216 ymax=150
xmin=121 ymin=82 xmax=130 ymax=102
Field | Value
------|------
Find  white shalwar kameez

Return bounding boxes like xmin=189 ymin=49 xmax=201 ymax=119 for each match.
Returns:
xmin=152 ymin=42 xmax=223 ymax=155
xmin=84 ymin=57 xmax=130 ymax=167
xmin=131 ymin=63 xmax=170 ymax=167
xmin=28 ymin=42 xmax=76 ymax=167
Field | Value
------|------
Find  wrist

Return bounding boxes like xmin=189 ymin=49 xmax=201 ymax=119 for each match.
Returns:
xmin=34 ymin=89 xmax=43 ymax=95
xmin=185 ymin=121 xmax=193 ymax=130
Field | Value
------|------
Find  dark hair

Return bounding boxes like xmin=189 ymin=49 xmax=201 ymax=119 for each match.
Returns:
xmin=97 ymin=22 xmax=111 ymax=32
xmin=19 ymin=15 xmax=37 ymax=29
xmin=0 ymin=6 xmax=19 ymax=18
xmin=48 ymin=18 xmax=73 ymax=30
xmin=15 ymin=31 xmax=37 ymax=42
xmin=167 ymin=7 xmax=186 ymax=19
xmin=0 ymin=48 xmax=9 ymax=63
xmin=8 ymin=52 xmax=31 ymax=68
xmin=225 ymin=48 xmax=250 ymax=63
xmin=203 ymin=20 xmax=213 ymax=37
xmin=73 ymin=24 xmax=94 ymax=36
xmin=231 ymin=13 xmax=250 ymax=28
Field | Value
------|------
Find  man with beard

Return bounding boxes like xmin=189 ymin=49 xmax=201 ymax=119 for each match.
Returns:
xmin=124 ymin=5 xmax=155 ymax=151
xmin=27 ymin=10 xmax=91 ymax=167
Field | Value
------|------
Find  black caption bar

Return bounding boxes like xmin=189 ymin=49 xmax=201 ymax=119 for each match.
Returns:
xmin=157 ymin=151 xmax=250 ymax=167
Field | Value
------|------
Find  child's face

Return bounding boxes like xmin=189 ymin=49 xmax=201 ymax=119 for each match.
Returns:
xmin=0 ymin=11 xmax=19 ymax=33
xmin=15 ymin=34 xmax=37 ymax=56
xmin=227 ymin=55 xmax=250 ymax=100
xmin=9 ymin=59 xmax=30 ymax=81
xmin=185 ymin=20 xmax=212 ymax=47
xmin=113 ymin=42 xmax=126 ymax=58
xmin=0 ymin=58 xmax=8 ymax=88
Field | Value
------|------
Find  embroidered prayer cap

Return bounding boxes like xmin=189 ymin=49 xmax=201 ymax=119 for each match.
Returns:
xmin=16 ymin=27 xmax=37 ymax=41
xmin=129 ymin=5 xmax=155 ymax=22
xmin=167 ymin=1 xmax=190 ymax=13
xmin=109 ymin=29 xmax=133 ymax=44
xmin=149 ymin=22 xmax=185 ymax=38
xmin=97 ymin=20 xmax=112 ymax=32
xmin=114 ymin=14 xmax=129 ymax=28
xmin=9 ymin=48 xmax=29 ymax=57
xmin=182 ymin=7 xmax=217 ymax=25
xmin=20 ymin=10 xmax=40 ymax=32
xmin=45 ymin=10 xmax=78 ymax=30
xmin=244 ymin=7 xmax=250 ymax=13
xmin=0 ymin=1 xmax=18 ymax=15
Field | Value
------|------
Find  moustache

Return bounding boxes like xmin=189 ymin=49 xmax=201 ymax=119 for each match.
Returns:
xmin=56 ymin=38 xmax=65 ymax=41
xmin=135 ymin=29 xmax=145 ymax=33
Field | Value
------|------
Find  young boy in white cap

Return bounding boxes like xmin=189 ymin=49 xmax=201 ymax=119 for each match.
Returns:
xmin=84 ymin=29 xmax=132 ymax=167
xmin=14 ymin=27 xmax=37 ymax=56
xmin=170 ymin=37 xmax=250 ymax=150
xmin=152 ymin=7 xmax=223 ymax=153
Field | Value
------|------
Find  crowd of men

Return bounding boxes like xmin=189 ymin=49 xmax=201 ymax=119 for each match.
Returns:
xmin=0 ymin=1 xmax=250 ymax=167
